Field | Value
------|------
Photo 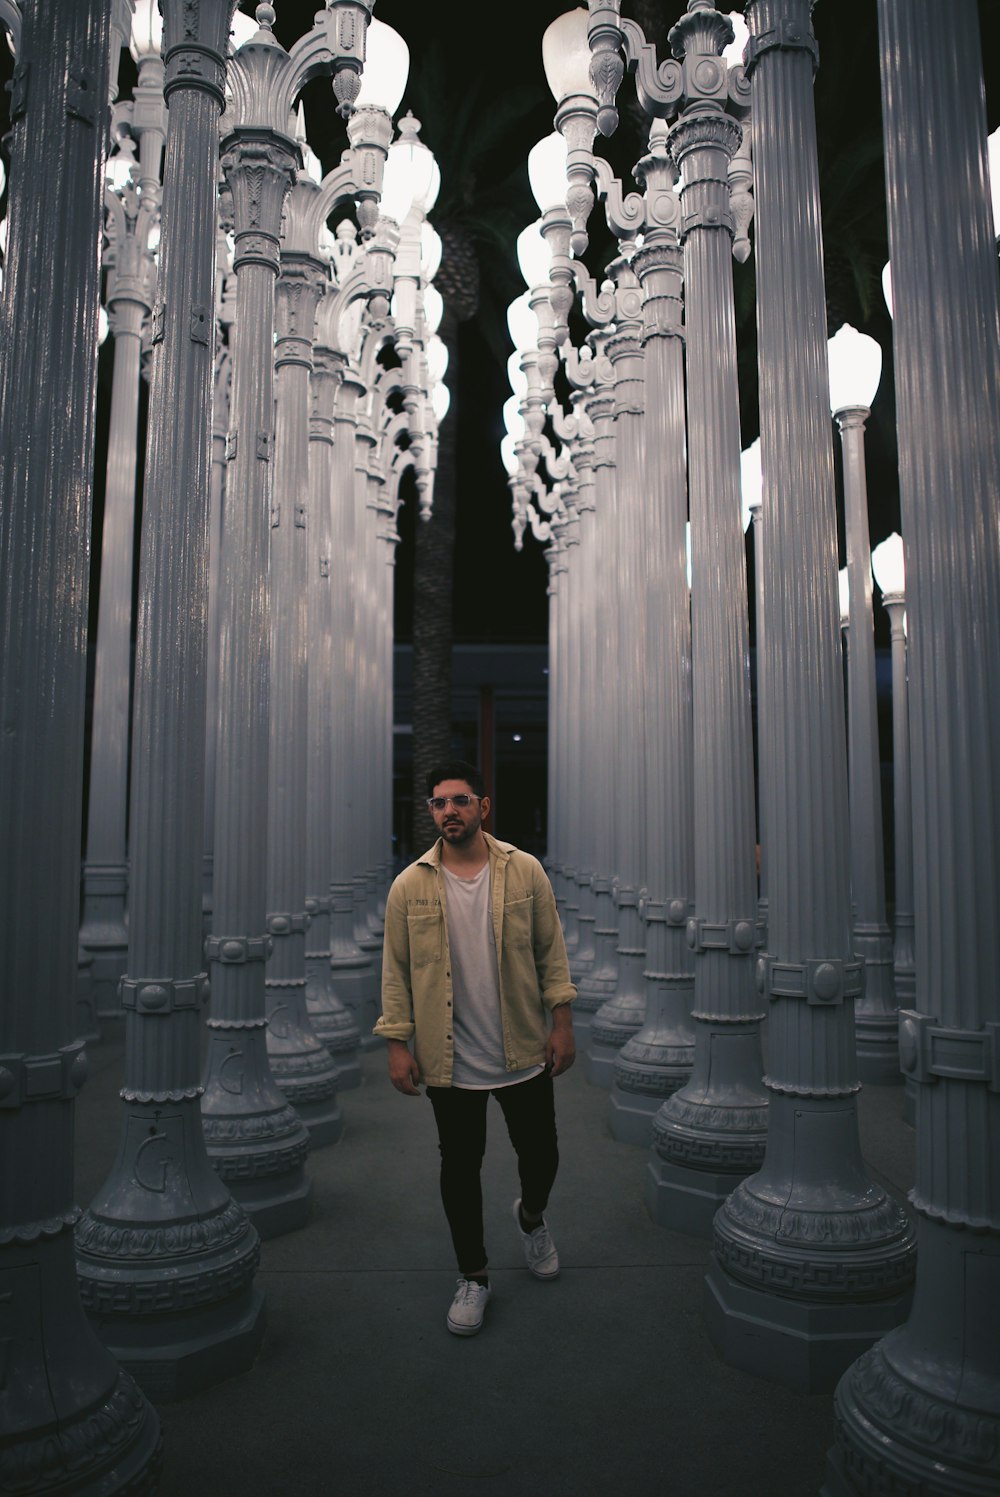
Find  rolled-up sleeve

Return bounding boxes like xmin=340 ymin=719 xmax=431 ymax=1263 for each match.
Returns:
xmin=373 ymin=878 xmax=416 ymax=1041
xmin=530 ymin=859 xmax=576 ymax=1011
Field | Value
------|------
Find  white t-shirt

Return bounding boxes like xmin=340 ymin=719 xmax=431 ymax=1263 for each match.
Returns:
xmin=442 ymin=862 xmax=544 ymax=1090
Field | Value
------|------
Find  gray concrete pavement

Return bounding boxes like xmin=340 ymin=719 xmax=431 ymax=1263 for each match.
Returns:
xmin=74 ymin=1032 xmax=914 ymax=1497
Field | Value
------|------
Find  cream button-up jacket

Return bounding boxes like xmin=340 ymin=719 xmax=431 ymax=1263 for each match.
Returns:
xmin=375 ymin=833 xmax=576 ymax=1087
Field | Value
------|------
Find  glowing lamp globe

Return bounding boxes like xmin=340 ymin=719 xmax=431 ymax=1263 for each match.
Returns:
xmin=500 ymin=433 xmax=519 ymax=477
xmin=423 ymin=284 xmax=443 ymax=335
xmin=129 ymin=0 xmax=162 ymax=62
xmin=507 ymin=292 xmax=538 ymax=354
xmin=379 ymin=146 xmax=415 ymax=224
xmin=355 ymin=20 xmax=409 ymax=114
xmin=516 ymin=221 xmax=551 ymax=290
xmin=507 ymin=352 xmax=528 ymax=400
xmin=432 ymin=382 xmax=450 ymax=423
xmin=722 ymin=10 xmax=749 ymax=69
xmin=229 ymin=7 xmax=259 ymax=50
xmin=426 ymin=335 xmax=448 ymax=384
xmin=871 ymin=532 xmax=905 ymax=598
xmin=528 ymin=133 xmax=569 ymax=214
xmin=740 ymin=438 xmax=761 ymax=533
xmin=420 ymin=222 xmax=442 ymax=282
xmin=541 ymin=9 xmax=592 ymax=104
xmin=392 ymin=116 xmax=440 ymax=214
xmin=827 ymin=323 xmax=883 ymax=414
xmin=503 ymin=396 xmax=526 ymax=442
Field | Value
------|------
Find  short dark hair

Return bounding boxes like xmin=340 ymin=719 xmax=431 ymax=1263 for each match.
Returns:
xmin=425 ymin=759 xmax=486 ymax=799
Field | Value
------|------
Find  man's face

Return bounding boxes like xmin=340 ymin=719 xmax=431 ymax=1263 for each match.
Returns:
xmin=429 ymin=779 xmax=490 ymax=847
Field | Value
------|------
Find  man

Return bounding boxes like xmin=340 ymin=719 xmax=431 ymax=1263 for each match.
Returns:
xmin=376 ymin=759 xmax=576 ymax=1336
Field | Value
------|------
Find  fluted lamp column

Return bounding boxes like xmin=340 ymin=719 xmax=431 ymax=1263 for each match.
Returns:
xmin=79 ymin=8 xmax=167 ymax=1024
xmin=608 ymin=120 xmax=696 ymax=1144
xmin=644 ymin=3 xmax=768 ymax=1217
xmin=0 ymin=1 xmax=162 ymax=1487
xmin=828 ymin=322 xmax=899 ymax=1086
xmin=827 ymin=6 xmax=1000 ymax=1486
xmin=870 ymin=533 xmax=916 ymax=1104
xmin=199 ymin=3 xmax=375 ymax=1224
xmin=264 ymin=157 xmax=349 ymax=1150
xmin=703 ymin=0 xmax=915 ymax=1392
xmin=200 ymin=11 xmax=316 ymax=1232
xmin=75 ymin=0 xmax=272 ymax=1399
xmin=541 ymin=27 xmax=624 ymax=1030
xmin=586 ymin=244 xmax=649 ymax=1087
xmin=305 ymin=309 xmax=362 ymax=1087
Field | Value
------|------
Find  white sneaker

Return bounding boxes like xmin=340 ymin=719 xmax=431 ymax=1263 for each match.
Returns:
xmin=512 ymin=1197 xmax=560 ymax=1279
xmin=446 ymin=1277 xmax=491 ymax=1336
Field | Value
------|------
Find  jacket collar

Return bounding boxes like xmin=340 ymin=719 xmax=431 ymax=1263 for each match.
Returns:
xmin=418 ymin=830 xmax=515 ymax=869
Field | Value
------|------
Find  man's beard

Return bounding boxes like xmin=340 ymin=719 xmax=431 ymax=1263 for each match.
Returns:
xmin=442 ymin=817 xmax=479 ymax=845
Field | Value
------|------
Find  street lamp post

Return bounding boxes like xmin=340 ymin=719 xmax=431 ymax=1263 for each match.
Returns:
xmin=263 ymin=156 xmax=345 ymax=1150
xmin=80 ymin=17 xmax=167 ymax=1022
xmin=827 ymin=5 xmax=1000 ymax=1488
xmin=573 ymin=339 xmax=620 ymax=1035
xmin=305 ymin=304 xmax=362 ymax=1087
xmin=586 ymin=240 xmax=650 ymax=1088
xmin=597 ymin=2 xmax=769 ymax=1211
xmin=703 ymin=0 xmax=915 ymax=1390
xmin=0 ymin=0 xmax=162 ymax=1485
xmin=828 ymin=322 xmax=899 ymax=1086
xmin=541 ymin=25 xmax=623 ymax=1030
xmin=74 ymin=0 xmax=272 ymax=1400
xmin=871 ymin=532 xmax=915 ymax=1120
xmin=742 ymin=438 xmax=768 ymax=944
xmin=608 ymin=120 xmax=696 ymax=1144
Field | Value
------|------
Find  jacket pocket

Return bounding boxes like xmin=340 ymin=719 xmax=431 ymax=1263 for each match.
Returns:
xmin=407 ymin=912 xmax=442 ymax=968
xmin=503 ymin=896 xmax=533 ymax=947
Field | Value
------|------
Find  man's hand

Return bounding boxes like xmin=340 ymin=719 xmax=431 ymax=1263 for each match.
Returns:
xmin=387 ymin=1039 xmax=422 ymax=1096
xmin=546 ymin=1005 xmax=576 ymax=1077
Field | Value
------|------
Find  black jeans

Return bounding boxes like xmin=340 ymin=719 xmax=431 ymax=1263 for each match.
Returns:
xmin=426 ymin=1069 xmax=559 ymax=1277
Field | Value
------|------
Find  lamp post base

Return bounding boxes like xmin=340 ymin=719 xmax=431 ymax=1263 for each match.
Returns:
xmin=703 ymin=1255 xmax=913 ymax=1394
xmin=645 ymin=1155 xmax=744 ymax=1238
xmin=89 ymin=1285 xmax=267 ymax=1404
xmin=291 ymin=1094 xmax=343 ymax=1149
xmin=607 ymin=1086 xmax=662 ymax=1146
xmin=586 ymin=1038 xmax=624 ymax=1089
xmin=227 ymin=1169 xmax=313 ymax=1241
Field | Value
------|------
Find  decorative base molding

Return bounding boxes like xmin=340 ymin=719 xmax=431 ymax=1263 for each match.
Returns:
xmin=292 ymin=1093 xmax=342 ymax=1149
xmin=321 ymin=1050 xmax=361 ymax=1088
xmin=824 ymin=1218 xmax=1000 ymax=1496
xmin=226 ymin=1168 xmax=313 ymax=1240
xmin=91 ymin=1284 xmax=267 ymax=1404
xmin=645 ymin=1154 xmax=744 ymax=1238
xmin=575 ymin=964 xmax=620 ymax=1013
xmin=0 ymin=1235 xmax=162 ymax=1497
xmin=704 ymin=1255 xmax=914 ymax=1394
xmin=587 ymin=1039 xmax=622 ymax=1090
xmin=607 ymin=1086 xmax=660 ymax=1146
